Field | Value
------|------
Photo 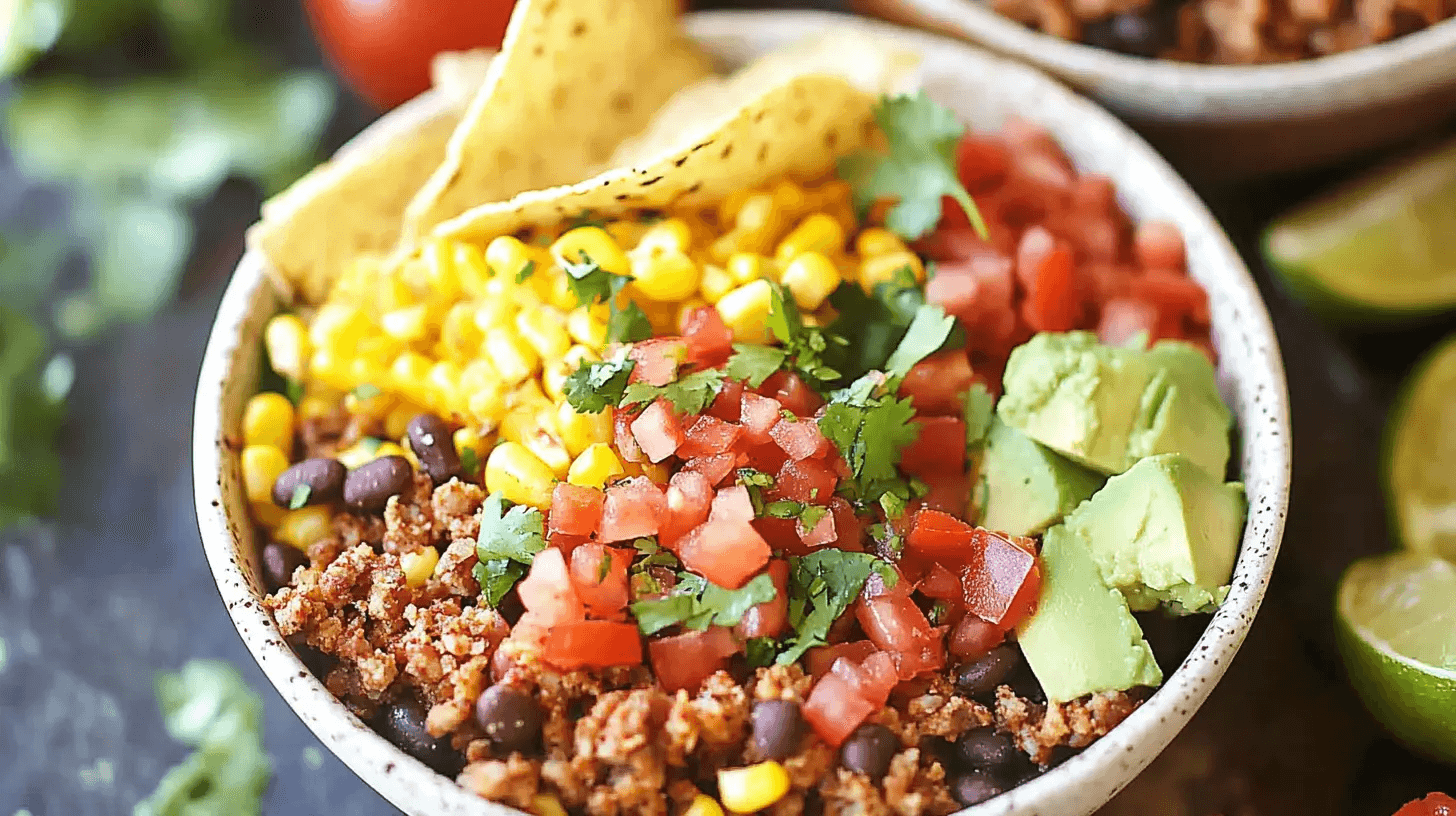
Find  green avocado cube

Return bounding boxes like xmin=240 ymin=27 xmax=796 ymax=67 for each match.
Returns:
xmin=973 ymin=417 xmax=1105 ymax=537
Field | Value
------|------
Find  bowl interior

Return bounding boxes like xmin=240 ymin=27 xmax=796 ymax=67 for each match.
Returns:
xmin=193 ymin=11 xmax=1291 ymax=816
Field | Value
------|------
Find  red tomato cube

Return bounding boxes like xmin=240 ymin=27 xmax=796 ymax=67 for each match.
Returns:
xmin=677 ymin=519 xmax=770 ymax=589
xmin=627 ymin=338 xmax=687 ymax=386
xmin=857 ymin=591 xmax=945 ymax=678
xmin=614 ymin=409 xmax=645 ymax=463
xmin=899 ymin=352 xmax=975 ymax=417
xmin=803 ymin=673 xmax=876 ymax=747
xmin=1097 ymin=297 xmax=1160 ymax=348
xmin=956 ymin=133 xmax=1011 ymax=193
xmin=1070 ymin=173 xmax=1116 ymax=217
xmin=735 ymin=559 xmax=789 ymax=640
xmin=918 ymin=471 xmax=971 ymax=515
xmin=648 ymin=627 xmax=740 ymax=693
xmin=679 ymin=306 xmax=734 ymax=368
xmin=831 ymin=651 xmax=898 ymax=707
xmin=770 ymin=416 xmax=829 ymax=461
xmin=917 ymin=562 xmax=962 ymax=600
xmin=774 ymin=458 xmax=837 ymax=505
xmin=678 ymin=414 xmax=742 ymax=459
xmin=797 ymin=508 xmax=837 ymax=549
xmin=899 ymin=417 xmax=967 ymax=478
xmin=630 ymin=399 xmax=684 ymax=464
xmin=1020 ymin=232 xmax=1080 ymax=333
xmin=1127 ymin=269 xmax=1210 ymax=326
xmin=766 ymin=372 xmax=824 ymax=418
xmin=709 ymin=485 xmax=755 ymax=524
xmin=542 ymin=620 xmax=643 ymax=670
xmin=738 ymin=393 xmax=782 ymax=444
xmin=706 ymin=379 xmax=745 ymax=422
xmin=660 ymin=470 xmax=714 ymax=547
xmin=1133 ymin=220 xmax=1186 ymax=272
xmin=828 ymin=498 xmax=866 ymax=551
xmin=949 ymin=614 xmax=1006 ymax=660
xmin=568 ymin=543 xmax=632 ymax=617
xmin=517 ymin=548 xmax=585 ymax=624
xmin=684 ymin=453 xmax=737 ymax=486
xmin=1395 ymin=794 xmax=1456 ymax=816
xmin=742 ymin=442 xmax=789 ymax=476
xmin=805 ymin=640 xmax=877 ymax=680
xmin=906 ymin=509 xmax=977 ymax=562
xmin=962 ymin=530 xmax=1038 ymax=626
xmin=598 ymin=477 xmax=666 ymax=542
xmin=549 ymin=483 xmax=605 ymax=538
xmin=752 ymin=516 xmax=803 ymax=554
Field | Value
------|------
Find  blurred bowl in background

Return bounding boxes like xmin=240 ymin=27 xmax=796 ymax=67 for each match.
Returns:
xmin=854 ymin=0 xmax=1456 ymax=182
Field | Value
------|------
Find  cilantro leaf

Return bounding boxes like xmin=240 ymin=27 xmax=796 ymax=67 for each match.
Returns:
xmin=724 ymin=344 xmax=788 ymax=388
xmin=473 ymin=493 xmax=547 ymax=606
xmin=836 ymin=91 xmax=988 ymax=241
xmin=621 ymin=368 xmax=726 ymax=416
xmin=818 ymin=375 xmax=920 ymax=503
xmin=884 ymin=305 xmax=956 ymax=379
xmin=779 ymin=551 xmax=897 ymax=664
xmin=459 ymin=446 xmax=480 ymax=477
xmin=284 ymin=378 xmax=304 ymax=405
xmin=607 ymin=301 xmax=653 ymax=344
xmin=564 ymin=357 xmax=636 ymax=414
xmin=288 ymin=484 xmax=311 ymax=510
xmin=823 ymin=267 xmax=965 ymax=384
xmin=963 ymin=382 xmax=995 ymax=453
xmin=630 ymin=572 xmax=777 ymax=635
xmin=762 ymin=500 xmax=829 ymax=531
xmin=514 ymin=259 xmax=536 ymax=284
xmin=560 ymin=251 xmax=625 ymax=307
xmin=745 ymin=637 xmax=779 ymax=668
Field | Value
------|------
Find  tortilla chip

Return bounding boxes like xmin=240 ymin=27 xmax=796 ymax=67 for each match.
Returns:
xmin=401 ymin=0 xmax=714 ymax=243
xmin=430 ymin=28 xmax=919 ymax=245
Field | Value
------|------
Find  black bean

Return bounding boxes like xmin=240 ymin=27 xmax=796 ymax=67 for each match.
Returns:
xmin=1007 ymin=649 xmax=1046 ymax=704
xmin=952 ymin=770 xmax=1006 ymax=807
xmin=406 ymin=414 xmax=462 ymax=484
xmin=290 ymin=641 xmax=336 ymax=679
xmin=271 ymin=457 xmax=346 ymax=507
xmin=840 ymin=723 xmax=899 ymax=778
xmin=751 ymin=700 xmax=805 ymax=761
xmin=956 ymin=728 xmax=1026 ymax=775
xmin=261 ymin=542 xmax=308 ymax=590
xmin=376 ymin=696 xmax=464 ymax=777
xmin=474 ymin=685 xmax=542 ymax=755
xmin=1080 ymin=2 xmax=1180 ymax=58
xmin=954 ymin=644 xmax=1021 ymax=701
xmin=343 ymin=455 xmax=414 ymax=512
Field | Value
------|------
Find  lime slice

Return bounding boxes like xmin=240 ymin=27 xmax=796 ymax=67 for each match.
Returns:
xmin=1263 ymin=137 xmax=1456 ymax=323
xmin=1335 ymin=551 xmax=1456 ymax=762
xmin=1386 ymin=334 xmax=1456 ymax=559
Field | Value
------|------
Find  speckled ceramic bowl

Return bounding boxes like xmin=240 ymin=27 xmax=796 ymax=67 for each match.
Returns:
xmin=855 ymin=0 xmax=1456 ymax=180
xmin=193 ymin=11 xmax=1291 ymax=815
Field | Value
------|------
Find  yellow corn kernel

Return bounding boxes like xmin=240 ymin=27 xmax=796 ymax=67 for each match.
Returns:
xmin=439 ymin=302 xmax=485 ymax=363
xmin=297 ymin=395 xmax=335 ymax=421
xmin=543 ymin=344 xmax=601 ymax=402
xmin=772 ymin=179 xmax=810 ymax=219
xmin=539 ymin=266 xmax=578 ymax=311
xmin=855 ymin=227 xmax=907 ymax=259
xmin=556 ymin=402 xmax=612 ymax=457
xmin=241 ymin=445 xmax=290 ymax=505
xmin=388 ymin=352 xmax=435 ymax=409
xmin=529 ymin=793 xmax=568 ymax=816
xmin=484 ymin=326 xmax=540 ymax=385
xmin=726 ymin=253 xmax=775 ymax=286
xmin=308 ymin=304 xmax=371 ymax=352
xmin=551 ymin=226 xmax=630 ymax=278
xmin=860 ymin=251 xmax=926 ymax=290
xmin=776 ymin=213 xmax=846 ymax=265
xmin=718 ymin=762 xmax=790 ymax=814
xmin=344 ymin=386 xmax=396 ymax=420
xmin=683 ymin=794 xmax=725 ymax=816
xmin=243 ymin=392 xmax=294 ymax=452
xmin=264 ymin=314 xmax=310 ymax=382
xmin=485 ymin=235 xmax=537 ymax=282
xmin=454 ymin=427 xmax=489 ymax=473
xmin=251 ymin=500 xmax=287 ymax=529
xmin=522 ymin=429 xmax=572 ymax=480
xmin=566 ymin=306 xmax=610 ymax=350
xmin=485 ymin=442 xmax=556 ymax=509
xmin=498 ymin=407 xmax=538 ymax=446
xmin=383 ymin=402 xmax=426 ymax=440
xmin=426 ymin=360 xmax=464 ymax=412
xmin=634 ymin=218 xmax=694 ymax=256
xmin=420 ymin=239 xmax=464 ymax=302
xmin=515 ymin=308 xmax=572 ymax=363
xmin=379 ymin=304 xmax=429 ymax=342
xmin=373 ymin=275 xmax=416 ymax=314
xmin=400 ymin=546 xmax=440 ymax=588
xmin=603 ymin=219 xmax=649 ymax=252
xmin=308 ymin=346 xmax=353 ymax=393
xmin=715 ymin=279 xmax=775 ymax=343
xmin=732 ymin=192 xmax=778 ymax=237
xmin=453 ymin=241 xmax=492 ymax=298
xmin=472 ymin=295 xmax=516 ymax=333
xmin=779 ymin=252 xmax=841 ymax=311
xmin=630 ymin=250 xmax=701 ymax=303
xmin=509 ymin=379 xmax=554 ymax=413
xmin=698 ymin=264 xmax=734 ymax=304
xmin=274 ymin=506 xmax=333 ymax=552
xmin=348 ymin=336 xmax=401 ymax=388
xmin=567 ymin=443 xmax=624 ymax=488
xmin=468 ymin=383 xmax=509 ymax=427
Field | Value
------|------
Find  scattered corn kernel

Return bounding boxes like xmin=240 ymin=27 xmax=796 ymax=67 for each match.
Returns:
xmin=485 ymin=235 xmax=537 ymax=282
xmin=380 ymin=304 xmax=429 ymax=342
xmin=296 ymin=394 xmax=335 ymax=421
xmin=385 ymin=402 xmax=426 ymax=440
xmin=566 ymin=306 xmax=609 ymax=350
xmin=556 ymin=402 xmax=612 ymax=457
xmin=264 ymin=314 xmax=310 ymax=382
xmin=454 ymin=427 xmax=487 ymax=473
xmin=776 ymin=212 xmax=845 ymax=264
xmin=855 ymin=227 xmax=907 ymax=258
xmin=274 ymin=506 xmax=333 ymax=552
xmin=529 ymin=793 xmax=568 ymax=816
xmin=718 ymin=762 xmax=790 ymax=814
xmin=251 ymin=500 xmax=287 ymax=529
xmin=485 ymin=441 xmax=556 ymax=509
xmin=241 ymin=445 xmax=290 ymax=505
xmin=485 ymin=326 xmax=540 ymax=385
xmin=726 ymin=252 xmax=774 ymax=286
xmin=860 ymin=251 xmax=926 ymax=290
xmin=779 ymin=251 xmax=841 ymax=311
xmin=515 ymin=308 xmax=573 ymax=361
xmin=551 ymin=226 xmax=630 ymax=277
xmin=567 ymin=443 xmax=624 ymax=488
xmin=715 ymin=278 xmax=775 ymax=343
xmin=453 ymin=241 xmax=491 ymax=298
xmin=308 ymin=304 xmax=370 ymax=352
xmin=243 ymin=392 xmax=294 ymax=452
xmin=683 ymin=794 xmax=725 ymax=816
xmin=522 ymin=429 xmax=572 ymax=480
xmin=400 ymin=546 xmax=440 ymax=588
xmin=698 ymin=264 xmax=734 ymax=304
xmin=337 ymin=439 xmax=406 ymax=469
xmin=631 ymin=249 xmax=701 ymax=303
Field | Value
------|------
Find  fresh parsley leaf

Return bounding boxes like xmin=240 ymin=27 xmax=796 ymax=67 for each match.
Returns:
xmin=606 ymin=300 xmax=653 ymax=344
xmin=963 ymin=383 xmax=996 ymax=453
xmin=824 ymin=266 xmax=965 ymax=384
xmin=884 ymin=305 xmax=956 ymax=379
xmin=357 ymin=437 xmax=382 ymax=456
xmin=621 ymin=368 xmax=726 ymax=416
xmin=475 ymin=561 xmax=528 ymax=610
xmin=460 ymin=446 xmax=480 ymax=476
xmin=836 ymin=91 xmax=989 ymax=241
xmin=351 ymin=383 xmax=381 ymax=400
xmin=563 ymin=357 xmax=636 ymax=414
xmin=514 ymin=259 xmax=536 ymax=284
xmin=473 ymin=493 xmax=547 ymax=606
xmin=779 ymin=551 xmax=897 ymax=664
xmin=744 ymin=637 xmax=779 ymax=668
xmin=766 ymin=281 xmax=805 ymax=346
xmin=630 ymin=572 xmax=777 ymax=635
xmin=724 ymin=344 xmax=788 ymax=388
xmin=288 ymin=484 xmax=311 ymax=510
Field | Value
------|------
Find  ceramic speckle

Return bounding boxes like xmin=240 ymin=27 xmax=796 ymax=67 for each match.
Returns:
xmin=192 ymin=12 xmax=1291 ymax=816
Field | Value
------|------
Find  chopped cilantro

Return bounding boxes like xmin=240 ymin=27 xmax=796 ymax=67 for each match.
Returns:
xmin=818 ymin=374 xmax=920 ymax=504
xmin=460 ymin=446 xmax=480 ymax=477
xmin=824 ymin=267 xmax=964 ymax=384
xmin=514 ymin=259 xmax=536 ymax=284
xmin=597 ymin=552 xmax=613 ymax=583
xmin=288 ymin=484 xmax=310 ymax=510
xmin=558 ymin=250 xmax=650 ymax=343
xmin=357 ymin=437 xmax=382 ymax=456
xmin=724 ymin=344 xmax=788 ymax=388
xmin=631 ymin=537 xmax=680 ymax=572
xmin=607 ymin=301 xmax=654 ymax=344
xmin=780 ymin=551 xmax=897 ymax=664
xmin=736 ymin=468 xmax=775 ymax=489
xmin=878 ymin=490 xmax=907 ymax=521
xmin=621 ymin=368 xmax=726 ymax=416
xmin=883 ymin=305 xmax=957 ymax=379
xmin=630 ymin=572 xmax=777 ymax=635
xmin=284 ymin=378 xmax=304 ymax=405
xmin=744 ymin=637 xmax=779 ymax=668
xmin=351 ymin=383 xmax=381 ymax=401
xmin=928 ymin=601 xmax=949 ymax=626
xmin=963 ymin=383 xmax=996 ymax=453
xmin=836 ymin=91 xmax=989 ymax=241
xmin=564 ymin=357 xmax=636 ymax=414
xmin=472 ymin=493 xmax=547 ymax=607
xmin=762 ymin=500 xmax=829 ymax=531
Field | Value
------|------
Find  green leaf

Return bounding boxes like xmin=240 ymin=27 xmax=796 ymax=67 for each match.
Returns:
xmin=288 ymin=484 xmax=310 ymax=510
xmin=606 ymin=301 xmax=653 ymax=344
xmin=818 ymin=376 xmax=920 ymax=503
xmin=459 ymin=446 xmax=479 ymax=477
xmin=285 ymin=378 xmax=304 ymax=405
xmin=473 ymin=560 xmax=528 ymax=609
xmin=744 ymin=637 xmax=779 ymax=668
xmin=884 ymin=305 xmax=956 ymax=379
xmin=963 ymin=382 xmax=995 ymax=453
xmin=630 ymin=572 xmax=777 ymax=635
xmin=724 ymin=344 xmax=788 ymax=388
xmin=563 ymin=357 xmax=635 ymax=414
xmin=836 ymin=91 xmax=988 ymax=241
xmin=514 ymin=259 xmax=536 ymax=285
xmin=621 ymin=368 xmax=726 ymax=416
xmin=779 ymin=551 xmax=897 ymax=664
xmin=474 ymin=493 xmax=546 ymax=605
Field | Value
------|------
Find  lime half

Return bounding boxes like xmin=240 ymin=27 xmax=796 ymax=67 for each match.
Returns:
xmin=1386 ymin=334 xmax=1456 ymax=559
xmin=1336 ymin=551 xmax=1456 ymax=762
xmin=1264 ymin=137 xmax=1456 ymax=323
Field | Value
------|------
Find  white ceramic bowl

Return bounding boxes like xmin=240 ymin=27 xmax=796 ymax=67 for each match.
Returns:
xmin=193 ymin=11 xmax=1292 ymax=815
xmin=855 ymin=0 xmax=1456 ymax=180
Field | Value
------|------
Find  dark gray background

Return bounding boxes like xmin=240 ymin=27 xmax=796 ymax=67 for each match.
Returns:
xmin=2 ymin=0 xmax=1454 ymax=814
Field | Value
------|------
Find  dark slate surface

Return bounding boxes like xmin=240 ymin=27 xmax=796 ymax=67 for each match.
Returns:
xmin=2 ymin=2 xmax=1455 ymax=814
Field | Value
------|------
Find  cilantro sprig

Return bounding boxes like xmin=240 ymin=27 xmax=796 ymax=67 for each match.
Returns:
xmin=621 ymin=368 xmax=726 ymax=416
xmin=559 ymin=251 xmax=652 ymax=344
xmin=563 ymin=357 xmax=636 ymax=414
xmin=630 ymin=572 xmax=777 ymax=635
xmin=818 ymin=374 xmax=921 ymax=506
xmin=837 ymin=91 xmax=989 ymax=242
xmin=472 ymin=493 xmax=547 ymax=606
xmin=825 ymin=266 xmax=964 ymax=383
xmin=778 ymin=550 xmax=898 ymax=664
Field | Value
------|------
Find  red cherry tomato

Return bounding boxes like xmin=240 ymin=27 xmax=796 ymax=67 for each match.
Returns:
xmin=303 ymin=0 xmax=517 ymax=109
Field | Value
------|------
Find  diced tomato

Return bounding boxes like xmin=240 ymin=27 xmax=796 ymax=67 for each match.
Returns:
xmin=927 ymin=255 xmax=1017 ymax=350
xmin=774 ymin=458 xmax=837 ymax=505
xmin=648 ymin=627 xmax=740 ymax=693
xmin=1019 ymin=230 xmax=1080 ymax=333
xmin=678 ymin=519 xmax=771 ymax=589
xmin=913 ymin=226 xmax=998 ymax=264
xmin=765 ymin=372 xmax=824 ymax=418
xmin=1127 ymin=269 xmax=1210 ymax=326
xmin=1069 ymin=173 xmax=1116 ymax=217
xmin=627 ymin=338 xmax=687 ymax=386
xmin=710 ymin=485 xmax=755 ymax=524
xmin=999 ymin=562 xmax=1041 ymax=631
xmin=679 ymin=306 xmax=734 ymax=368
xmin=568 ymin=543 xmax=632 ymax=617
xmin=598 ymin=477 xmax=666 ymax=542
xmin=828 ymin=498 xmax=865 ymax=551
xmin=517 ymin=549 xmax=585 ymax=624
xmin=917 ymin=562 xmax=962 ymax=600
xmin=630 ymin=398 xmax=684 ymax=464
xmin=678 ymin=415 xmax=741 ymax=459
xmin=802 ymin=672 xmax=876 ymax=747
xmin=548 ymin=531 xmax=589 ymax=553
xmin=1097 ymin=297 xmax=1160 ymax=348
xmin=684 ymin=453 xmax=737 ymax=486
xmin=956 ymin=133 xmax=1011 ymax=193
xmin=706 ymin=379 xmax=745 ymax=422
xmin=949 ymin=614 xmax=1005 ymax=659
xmin=1133 ymin=220 xmax=1186 ymax=271
xmin=856 ymin=591 xmax=945 ymax=678
xmin=549 ymin=483 xmax=605 ymax=538
xmin=507 ymin=610 xmax=553 ymax=650
xmin=742 ymin=442 xmax=789 ymax=476
xmin=738 ymin=393 xmax=782 ymax=444
xmin=736 ymin=559 xmax=789 ymax=640
xmin=899 ymin=352 xmax=975 ymax=416
xmin=770 ymin=416 xmax=829 ymax=461
xmin=660 ymin=470 xmax=714 ymax=547
xmin=614 ymin=409 xmax=645 ymax=463
xmin=906 ymin=509 xmax=977 ymax=562
xmin=918 ymin=472 xmax=970 ymax=515
xmin=900 ymin=417 xmax=967 ymax=478
xmin=962 ymin=530 xmax=1039 ymax=626
xmin=831 ymin=651 xmax=899 ymax=707
xmin=797 ymin=507 xmax=837 ymax=549
xmin=1395 ymin=793 xmax=1456 ymax=816
xmin=542 ymin=620 xmax=643 ymax=670
xmin=752 ymin=516 xmax=804 ymax=554
xmin=805 ymin=640 xmax=877 ymax=680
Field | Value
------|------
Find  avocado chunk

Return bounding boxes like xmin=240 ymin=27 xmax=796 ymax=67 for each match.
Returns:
xmin=997 ymin=332 xmax=1232 ymax=478
xmin=1068 ymin=453 xmax=1246 ymax=615
xmin=1016 ymin=525 xmax=1163 ymax=704
xmin=973 ymin=417 xmax=1105 ymax=536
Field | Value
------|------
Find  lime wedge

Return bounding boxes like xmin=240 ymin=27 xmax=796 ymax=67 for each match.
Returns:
xmin=1263 ymin=137 xmax=1456 ymax=323
xmin=1386 ymin=334 xmax=1456 ymax=559
xmin=1336 ymin=551 xmax=1456 ymax=762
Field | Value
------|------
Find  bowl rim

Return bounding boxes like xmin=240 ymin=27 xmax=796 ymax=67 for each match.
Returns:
xmin=881 ymin=0 xmax=1456 ymax=120
xmin=193 ymin=10 xmax=1293 ymax=816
